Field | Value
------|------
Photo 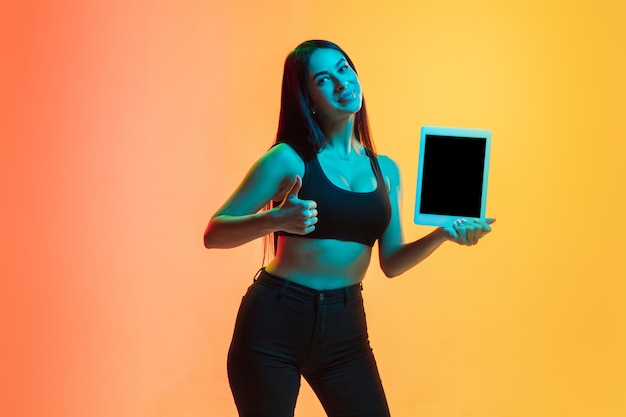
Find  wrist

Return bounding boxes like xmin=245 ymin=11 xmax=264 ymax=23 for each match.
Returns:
xmin=263 ymin=206 xmax=281 ymax=234
xmin=433 ymin=227 xmax=450 ymax=243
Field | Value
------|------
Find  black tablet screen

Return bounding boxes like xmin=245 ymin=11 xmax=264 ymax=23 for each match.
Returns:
xmin=419 ymin=135 xmax=486 ymax=217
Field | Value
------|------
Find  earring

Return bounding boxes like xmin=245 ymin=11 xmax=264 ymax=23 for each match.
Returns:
xmin=311 ymin=108 xmax=316 ymax=115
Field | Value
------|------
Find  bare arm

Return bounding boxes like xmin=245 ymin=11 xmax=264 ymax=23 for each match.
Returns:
xmin=204 ymin=211 xmax=279 ymax=249
xmin=377 ymin=156 xmax=494 ymax=278
xmin=203 ymin=144 xmax=318 ymax=249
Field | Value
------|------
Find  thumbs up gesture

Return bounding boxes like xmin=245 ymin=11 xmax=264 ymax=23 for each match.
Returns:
xmin=275 ymin=176 xmax=318 ymax=235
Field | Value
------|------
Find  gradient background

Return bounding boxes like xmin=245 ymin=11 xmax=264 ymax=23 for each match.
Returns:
xmin=2 ymin=1 xmax=625 ymax=416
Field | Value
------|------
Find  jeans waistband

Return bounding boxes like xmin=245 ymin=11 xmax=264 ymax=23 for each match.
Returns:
xmin=255 ymin=269 xmax=362 ymax=304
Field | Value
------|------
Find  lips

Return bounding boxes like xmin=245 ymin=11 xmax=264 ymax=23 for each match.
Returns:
xmin=337 ymin=90 xmax=356 ymax=103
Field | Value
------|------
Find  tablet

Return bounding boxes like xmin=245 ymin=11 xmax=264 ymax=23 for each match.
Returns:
xmin=414 ymin=126 xmax=492 ymax=226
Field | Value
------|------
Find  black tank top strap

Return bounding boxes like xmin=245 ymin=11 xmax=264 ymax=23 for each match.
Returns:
xmin=366 ymin=150 xmax=385 ymax=184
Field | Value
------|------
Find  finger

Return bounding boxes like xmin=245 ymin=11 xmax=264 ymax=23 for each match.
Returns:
xmin=468 ymin=226 xmax=480 ymax=245
xmin=456 ymin=224 xmax=468 ymax=245
xmin=307 ymin=200 xmax=317 ymax=210
xmin=453 ymin=219 xmax=471 ymax=245
xmin=471 ymin=221 xmax=493 ymax=243
xmin=303 ymin=214 xmax=317 ymax=234
xmin=467 ymin=220 xmax=482 ymax=244
xmin=450 ymin=218 xmax=464 ymax=236
xmin=298 ymin=214 xmax=317 ymax=234
xmin=460 ymin=227 xmax=470 ymax=245
xmin=455 ymin=219 xmax=469 ymax=243
xmin=470 ymin=218 xmax=492 ymax=231
xmin=303 ymin=208 xmax=316 ymax=220
xmin=303 ymin=208 xmax=318 ymax=227
xmin=286 ymin=175 xmax=302 ymax=199
xmin=443 ymin=226 xmax=459 ymax=240
xmin=302 ymin=224 xmax=316 ymax=234
xmin=476 ymin=219 xmax=492 ymax=233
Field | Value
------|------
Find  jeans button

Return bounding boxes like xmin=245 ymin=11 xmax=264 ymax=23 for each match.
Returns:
xmin=319 ymin=293 xmax=325 ymax=300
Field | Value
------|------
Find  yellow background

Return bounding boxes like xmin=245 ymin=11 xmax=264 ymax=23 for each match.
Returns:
xmin=1 ymin=1 xmax=625 ymax=416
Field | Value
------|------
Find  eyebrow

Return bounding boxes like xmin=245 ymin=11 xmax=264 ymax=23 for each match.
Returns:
xmin=312 ymin=58 xmax=347 ymax=79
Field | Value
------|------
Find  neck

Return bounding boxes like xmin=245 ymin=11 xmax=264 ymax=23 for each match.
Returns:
xmin=319 ymin=115 xmax=360 ymax=159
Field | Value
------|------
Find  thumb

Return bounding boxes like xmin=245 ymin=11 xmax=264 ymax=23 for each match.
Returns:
xmin=485 ymin=218 xmax=496 ymax=224
xmin=286 ymin=175 xmax=302 ymax=199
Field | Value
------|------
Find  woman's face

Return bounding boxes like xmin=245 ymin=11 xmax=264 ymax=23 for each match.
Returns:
xmin=307 ymin=48 xmax=362 ymax=120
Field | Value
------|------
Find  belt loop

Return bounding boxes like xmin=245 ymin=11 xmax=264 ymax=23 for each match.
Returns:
xmin=277 ymin=279 xmax=290 ymax=300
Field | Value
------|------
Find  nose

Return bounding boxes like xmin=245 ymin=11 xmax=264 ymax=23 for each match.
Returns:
xmin=336 ymin=80 xmax=349 ymax=91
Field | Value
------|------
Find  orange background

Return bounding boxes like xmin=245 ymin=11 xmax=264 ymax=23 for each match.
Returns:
xmin=1 ymin=1 xmax=625 ymax=416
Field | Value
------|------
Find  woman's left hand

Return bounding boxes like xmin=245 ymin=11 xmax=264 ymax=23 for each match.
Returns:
xmin=442 ymin=218 xmax=495 ymax=246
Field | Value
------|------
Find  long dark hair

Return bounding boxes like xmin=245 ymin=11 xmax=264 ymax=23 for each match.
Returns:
xmin=274 ymin=40 xmax=376 ymax=159
xmin=263 ymin=40 xmax=377 ymax=264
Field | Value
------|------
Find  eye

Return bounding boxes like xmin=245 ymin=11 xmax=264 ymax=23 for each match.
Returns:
xmin=317 ymin=76 xmax=330 ymax=85
xmin=339 ymin=65 xmax=350 ymax=72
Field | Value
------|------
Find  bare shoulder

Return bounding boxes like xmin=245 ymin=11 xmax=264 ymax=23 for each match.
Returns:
xmin=264 ymin=142 xmax=305 ymax=189
xmin=376 ymin=154 xmax=401 ymax=189
xmin=212 ymin=143 xmax=304 ymax=217
xmin=255 ymin=142 xmax=305 ymax=202
xmin=263 ymin=142 xmax=304 ymax=171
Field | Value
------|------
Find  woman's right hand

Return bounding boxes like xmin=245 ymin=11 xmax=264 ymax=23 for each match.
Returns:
xmin=274 ymin=176 xmax=318 ymax=235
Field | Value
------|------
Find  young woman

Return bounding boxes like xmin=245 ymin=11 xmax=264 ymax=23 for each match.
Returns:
xmin=204 ymin=40 xmax=494 ymax=417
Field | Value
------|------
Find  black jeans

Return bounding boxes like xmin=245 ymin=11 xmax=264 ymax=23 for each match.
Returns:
xmin=227 ymin=269 xmax=391 ymax=417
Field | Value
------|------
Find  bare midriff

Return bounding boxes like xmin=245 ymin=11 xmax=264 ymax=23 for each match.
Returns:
xmin=264 ymin=235 xmax=372 ymax=290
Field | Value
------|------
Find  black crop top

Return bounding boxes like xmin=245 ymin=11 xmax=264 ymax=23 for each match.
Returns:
xmin=276 ymin=151 xmax=392 ymax=247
